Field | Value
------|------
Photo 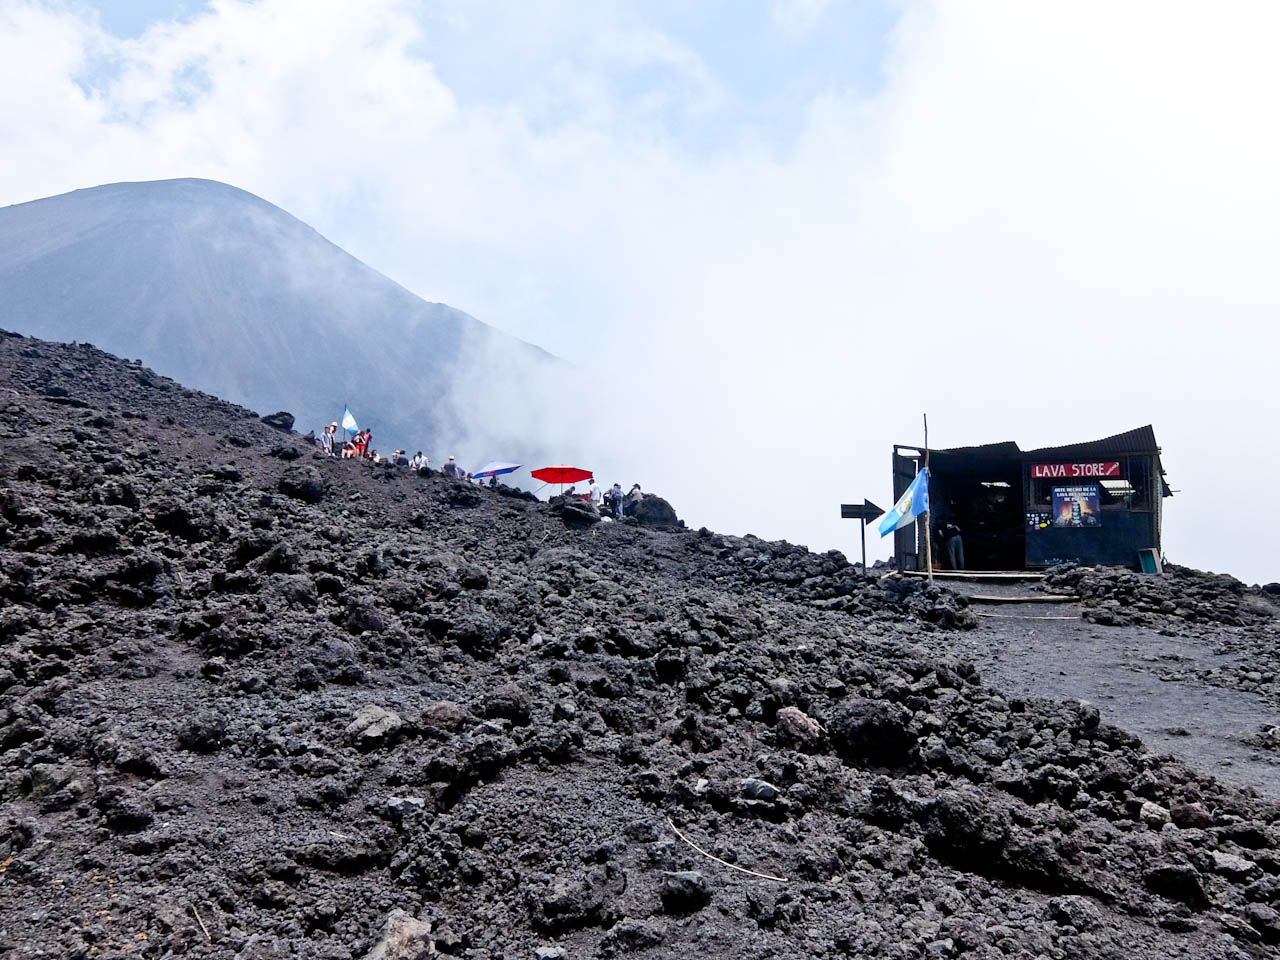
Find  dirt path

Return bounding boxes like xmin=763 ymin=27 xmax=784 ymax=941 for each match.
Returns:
xmin=954 ymin=605 xmax=1280 ymax=797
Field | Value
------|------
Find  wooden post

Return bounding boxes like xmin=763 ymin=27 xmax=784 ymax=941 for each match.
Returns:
xmin=860 ymin=517 xmax=868 ymax=581
xmin=923 ymin=413 xmax=933 ymax=585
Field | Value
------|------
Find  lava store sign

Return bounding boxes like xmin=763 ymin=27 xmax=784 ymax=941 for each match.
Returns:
xmin=1031 ymin=462 xmax=1120 ymax=479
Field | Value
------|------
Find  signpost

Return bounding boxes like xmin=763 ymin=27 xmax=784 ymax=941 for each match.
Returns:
xmin=840 ymin=499 xmax=884 ymax=580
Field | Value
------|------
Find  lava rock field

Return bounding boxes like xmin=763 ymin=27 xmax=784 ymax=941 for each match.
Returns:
xmin=3 ymin=330 xmax=1280 ymax=959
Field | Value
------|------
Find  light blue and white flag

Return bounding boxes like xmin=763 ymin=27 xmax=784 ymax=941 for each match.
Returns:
xmin=340 ymin=406 xmax=358 ymax=436
xmin=878 ymin=468 xmax=929 ymax=537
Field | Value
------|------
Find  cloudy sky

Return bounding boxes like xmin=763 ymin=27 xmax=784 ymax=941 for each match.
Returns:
xmin=2 ymin=0 xmax=1278 ymax=583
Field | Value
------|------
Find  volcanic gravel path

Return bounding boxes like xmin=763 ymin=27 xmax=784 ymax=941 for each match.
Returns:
xmin=954 ymin=613 xmax=1280 ymax=798
xmin=4 ymin=330 xmax=1280 ymax=960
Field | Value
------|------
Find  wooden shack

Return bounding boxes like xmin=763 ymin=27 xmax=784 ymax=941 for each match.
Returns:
xmin=892 ymin=425 xmax=1171 ymax=571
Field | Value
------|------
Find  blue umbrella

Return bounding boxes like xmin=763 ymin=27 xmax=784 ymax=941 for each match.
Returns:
xmin=472 ymin=461 xmax=522 ymax=479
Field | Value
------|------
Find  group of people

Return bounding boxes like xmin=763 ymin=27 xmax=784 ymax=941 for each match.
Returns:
xmin=319 ymin=422 xmax=379 ymax=460
xmin=319 ymin=426 xmax=481 ymax=478
xmin=565 ymin=478 xmax=644 ymax=519
xmin=315 ymin=422 xmax=641 ymax=507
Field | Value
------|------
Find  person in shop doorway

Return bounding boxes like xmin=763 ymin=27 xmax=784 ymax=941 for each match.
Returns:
xmin=940 ymin=521 xmax=964 ymax=570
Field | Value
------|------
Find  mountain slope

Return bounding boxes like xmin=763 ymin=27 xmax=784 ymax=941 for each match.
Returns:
xmin=0 ymin=178 xmax=561 ymax=461
xmin=2 ymin=331 xmax=1279 ymax=959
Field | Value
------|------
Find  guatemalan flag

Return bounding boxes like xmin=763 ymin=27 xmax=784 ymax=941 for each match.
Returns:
xmin=340 ymin=406 xmax=359 ymax=436
xmin=878 ymin=468 xmax=929 ymax=537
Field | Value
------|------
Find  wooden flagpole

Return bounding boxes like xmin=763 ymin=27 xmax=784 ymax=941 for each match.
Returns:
xmin=923 ymin=413 xmax=933 ymax=584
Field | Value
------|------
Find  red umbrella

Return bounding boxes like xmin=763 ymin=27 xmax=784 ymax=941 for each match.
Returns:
xmin=531 ymin=466 xmax=593 ymax=484
xmin=531 ymin=465 xmax=593 ymax=497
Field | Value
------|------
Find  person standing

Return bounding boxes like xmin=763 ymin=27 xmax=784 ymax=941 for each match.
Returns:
xmin=940 ymin=522 xmax=964 ymax=570
xmin=587 ymin=478 xmax=603 ymax=509
xmin=610 ymin=483 xmax=623 ymax=519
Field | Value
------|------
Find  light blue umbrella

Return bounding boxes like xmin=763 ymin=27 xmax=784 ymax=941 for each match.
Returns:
xmin=472 ymin=461 xmax=522 ymax=479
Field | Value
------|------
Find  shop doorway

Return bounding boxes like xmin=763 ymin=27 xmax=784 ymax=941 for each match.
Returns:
xmin=931 ymin=459 xmax=1025 ymax=571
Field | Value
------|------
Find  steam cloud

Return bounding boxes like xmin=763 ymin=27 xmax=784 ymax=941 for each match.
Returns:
xmin=1 ymin=1 xmax=1278 ymax=581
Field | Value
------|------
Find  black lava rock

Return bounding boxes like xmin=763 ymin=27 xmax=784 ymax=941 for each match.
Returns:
xmin=828 ymin=698 xmax=916 ymax=767
xmin=660 ymin=870 xmax=711 ymax=913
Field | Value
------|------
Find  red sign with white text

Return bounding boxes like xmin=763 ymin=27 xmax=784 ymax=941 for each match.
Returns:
xmin=1031 ymin=462 xmax=1121 ymax=479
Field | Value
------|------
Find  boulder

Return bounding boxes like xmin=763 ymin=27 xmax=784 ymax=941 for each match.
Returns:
xmin=175 ymin=712 xmax=227 ymax=753
xmin=526 ymin=867 xmax=620 ymax=932
xmin=260 ymin=411 xmax=295 ymax=432
xmin=629 ymin=495 xmax=680 ymax=529
xmin=922 ymin=789 xmax=1010 ymax=869
xmin=422 ymin=700 xmax=470 ymax=733
xmin=1140 ymin=801 xmax=1171 ymax=827
xmin=601 ymin=917 xmax=665 ymax=952
xmin=482 ymin=683 xmax=533 ymax=726
xmin=1170 ymin=803 xmax=1214 ymax=829
xmin=343 ymin=596 xmax=389 ymax=634
xmin=740 ymin=778 xmax=781 ymax=802
xmin=775 ymin=706 xmax=824 ymax=750
xmin=1047 ymin=895 xmax=1101 ymax=931
xmin=660 ymin=871 xmax=711 ymax=913
xmin=828 ymin=698 xmax=916 ymax=767
xmin=1245 ymin=903 xmax=1280 ymax=945
xmin=278 ymin=465 xmax=325 ymax=504
xmin=360 ymin=910 xmax=434 ymax=959
xmin=1143 ymin=861 xmax=1208 ymax=908
xmin=345 ymin=705 xmax=405 ymax=748
xmin=551 ymin=495 xmax=600 ymax=527
xmin=1212 ymin=851 xmax=1262 ymax=881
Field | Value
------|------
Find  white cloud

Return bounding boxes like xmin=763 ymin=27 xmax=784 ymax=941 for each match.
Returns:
xmin=2 ymin=0 xmax=1278 ymax=582
xmin=770 ymin=0 xmax=834 ymax=37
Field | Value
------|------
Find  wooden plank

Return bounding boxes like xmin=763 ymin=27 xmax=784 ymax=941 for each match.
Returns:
xmin=903 ymin=570 xmax=1045 ymax=583
xmin=967 ymin=594 xmax=1077 ymax=604
xmin=978 ymin=612 xmax=1080 ymax=620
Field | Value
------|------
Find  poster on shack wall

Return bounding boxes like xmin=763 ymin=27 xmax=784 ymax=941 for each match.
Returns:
xmin=1052 ymin=484 xmax=1101 ymax=528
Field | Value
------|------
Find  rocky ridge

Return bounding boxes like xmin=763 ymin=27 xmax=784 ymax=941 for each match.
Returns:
xmin=1042 ymin=564 xmax=1280 ymax=630
xmin=2 ymin=330 xmax=1280 ymax=959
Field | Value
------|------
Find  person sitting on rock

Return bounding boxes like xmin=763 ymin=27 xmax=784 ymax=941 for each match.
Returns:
xmin=392 ymin=450 xmax=409 ymax=467
xmin=410 ymin=451 xmax=428 ymax=472
xmin=624 ymin=483 xmax=644 ymax=515
xmin=441 ymin=456 xmax=459 ymax=478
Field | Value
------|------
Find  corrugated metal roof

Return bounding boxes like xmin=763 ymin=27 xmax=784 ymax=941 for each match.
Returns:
xmin=930 ymin=425 xmax=1161 ymax=459
xmin=1024 ymin=424 xmax=1160 ymax=459
xmin=914 ymin=425 xmax=1171 ymax=496
xmin=931 ymin=440 xmax=1021 ymax=457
